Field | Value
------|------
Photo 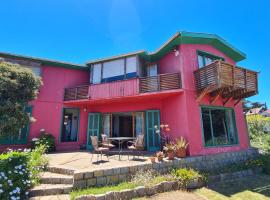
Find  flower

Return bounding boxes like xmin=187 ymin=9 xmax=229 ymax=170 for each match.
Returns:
xmin=32 ymin=138 xmax=39 ymax=142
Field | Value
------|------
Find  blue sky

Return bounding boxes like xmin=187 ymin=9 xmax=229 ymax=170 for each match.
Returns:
xmin=0 ymin=0 xmax=269 ymax=105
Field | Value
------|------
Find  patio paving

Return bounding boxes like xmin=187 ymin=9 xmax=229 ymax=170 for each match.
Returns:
xmin=47 ymin=150 xmax=151 ymax=171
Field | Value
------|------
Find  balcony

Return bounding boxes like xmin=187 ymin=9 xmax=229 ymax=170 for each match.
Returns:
xmin=63 ymin=72 xmax=182 ymax=101
xmin=194 ymin=60 xmax=258 ymax=103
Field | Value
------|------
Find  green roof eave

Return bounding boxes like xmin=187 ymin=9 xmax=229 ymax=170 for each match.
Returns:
xmin=140 ymin=31 xmax=246 ymax=62
xmin=0 ymin=52 xmax=89 ymax=71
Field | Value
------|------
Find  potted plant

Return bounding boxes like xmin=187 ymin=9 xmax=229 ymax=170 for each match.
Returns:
xmin=163 ymin=142 xmax=175 ymax=160
xmin=156 ymin=151 xmax=164 ymax=162
xmin=149 ymin=156 xmax=156 ymax=163
xmin=175 ymin=137 xmax=188 ymax=158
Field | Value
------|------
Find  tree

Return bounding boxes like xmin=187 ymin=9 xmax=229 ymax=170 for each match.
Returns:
xmin=243 ymin=100 xmax=267 ymax=113
xmin=0 ymin=61 xmax=42 ymax=136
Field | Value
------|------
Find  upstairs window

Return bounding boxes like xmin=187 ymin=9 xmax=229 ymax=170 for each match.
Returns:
xmin=197 ymin=50 xmax=224 ymax=68
xmin=92 ymin=63 xmax=102 ymax=84
xmin=91 ymin=56 xmax=138 ymax=84
xmin=103 ymin=59 xmax=125 ymax=81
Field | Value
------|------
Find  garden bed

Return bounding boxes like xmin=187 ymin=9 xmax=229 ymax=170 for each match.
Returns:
xmin=72 ymin=166 xmax=263 ymax=200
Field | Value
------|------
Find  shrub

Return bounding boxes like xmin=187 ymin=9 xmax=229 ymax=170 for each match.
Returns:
xmin=0 ymin=150 xmax=30 ymax=199
xmin=0 ymin=146 xmax=48 ymax=199
xmin=31 ymin=132 xmax=55 ymax=153
xmin=131 ymin=169 xmax=157 ymax=186
xmin=247 ymin=115 xmax=270 ymax=138
xmin=255 ymin=154 xmax=270 ymax=174
xmin=28 ymin=145 xmax=49 ymax=185
xmin=172 ymin=168 xmax=204 ymax=186
xmin=131 ymin=169 xmax=174 ymax=187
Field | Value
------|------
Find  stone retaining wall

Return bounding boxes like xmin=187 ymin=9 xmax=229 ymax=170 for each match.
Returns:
xmin=73 ymin=148 xmax=258 ymax=189
xmin=75 ymin=167 xmax=261 ymax=200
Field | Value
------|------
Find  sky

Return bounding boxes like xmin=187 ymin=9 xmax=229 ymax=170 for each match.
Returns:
xmin=0 ymin=0 xmax=269 ymax=106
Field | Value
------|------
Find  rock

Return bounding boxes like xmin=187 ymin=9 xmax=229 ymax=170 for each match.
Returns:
xmin=135 ymin=186 xmax=145 ymax=197
xmin=75 ymin=195 xmax=95 ymax=200
xmin=95 ymin=194 xmax=106 ymax=200
xmin=162 ymin=181 xmax=173 ymax=192
xmin=120 ymin=189 xmax=135 ymax=200
xmin=105 ymin=191 xmax=114 ymax=200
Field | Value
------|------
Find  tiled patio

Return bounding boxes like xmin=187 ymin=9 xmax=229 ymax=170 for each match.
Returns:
xmin=47 ymin=151 xmax=151 ymax=171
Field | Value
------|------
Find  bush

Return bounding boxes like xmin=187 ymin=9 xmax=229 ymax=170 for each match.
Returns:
xmin=247 ymin=115 xmax=270 ymax=138
xmin=31 ymin=132 xmax=55 ymax=153
xmin=131 ymin=169 xmax=175 ymax=187
xmin=0 ymin=145 xmax=48 ymax=199
xmin=0 ymin=150 xmax=30 ymax=199
xmin=172 ymin=168 xmax=204 ymax=186
xmin=255 ymin=154 xmax=270 ymax=174
xmin=28 ymin=145 xmax=49 ymax=185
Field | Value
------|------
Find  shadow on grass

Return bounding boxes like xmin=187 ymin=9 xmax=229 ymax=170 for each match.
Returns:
xmin=207 ymin=174 xmax=270 ymax=198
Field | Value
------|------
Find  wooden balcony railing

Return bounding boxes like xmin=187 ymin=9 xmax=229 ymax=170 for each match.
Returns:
xmin=194 ymin=60 xmax=258 ymax=101
xmin=64 ymin=72 xmax=182 ymax=101
xmin=139 ymin=72 xmax=182 ymax=93
xmin=64 ymin=85 xmax=89 ymax=101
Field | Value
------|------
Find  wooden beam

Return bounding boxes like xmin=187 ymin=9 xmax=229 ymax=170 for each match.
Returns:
xmin=234 ymin=99 xmax=242 ymax=106
xmin=223 ymin=97 xmax=232 ymax=106
xmin=196 ymin=87 xmax=209 ymax=102
xmin=210 ymin=94 xmax=220 ymax=104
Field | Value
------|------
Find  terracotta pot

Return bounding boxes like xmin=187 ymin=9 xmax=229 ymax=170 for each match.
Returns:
xmin=167 ymin=151 xmax=175 ymax=160
xmin=176 ymin=148 xmax=186 ymax=158
xmin=157 ymin=156 xmax=163 ymax=162
xmin=150 ymin=157 xmax=156 ymax=163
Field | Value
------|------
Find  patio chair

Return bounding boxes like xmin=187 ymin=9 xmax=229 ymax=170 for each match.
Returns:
xmin=90 ymin=136 xmax=109 ymax=163
xmin=127 ymin=134 xmax=145 ymax=160
xmin=101 ymin=134 xmax=115 ymax=149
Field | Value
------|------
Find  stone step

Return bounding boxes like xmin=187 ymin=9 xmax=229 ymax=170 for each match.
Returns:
xmin=40 ymin=172 xmax=74 ymax=184
xmin=47 ymin=166 xmax=75 ymax=175
xmin=29 ymin=184 xmax=73 ymax=197
xmin=29 ymin=194 xmax=70 ymax=200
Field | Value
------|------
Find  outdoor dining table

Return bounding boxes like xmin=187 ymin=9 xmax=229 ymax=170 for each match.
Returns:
xmin=107 ymin=137 xmax=136 ymax=160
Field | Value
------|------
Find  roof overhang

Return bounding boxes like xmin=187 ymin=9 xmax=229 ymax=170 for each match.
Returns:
xmin=0 ymin=52 xmax=88 ymax=71
xmin=87 ymin=31 xmax=246 ymax=64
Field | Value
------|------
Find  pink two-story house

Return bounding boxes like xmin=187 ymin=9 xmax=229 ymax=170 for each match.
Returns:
xmin=0 ymin=31 xmax=258 ymax=156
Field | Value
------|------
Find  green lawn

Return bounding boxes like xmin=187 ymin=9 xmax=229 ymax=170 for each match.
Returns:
xmin=196 ymin=174 xmax=270 ymax=200
xmin=70 ymin=182 xmax=139 ymax=200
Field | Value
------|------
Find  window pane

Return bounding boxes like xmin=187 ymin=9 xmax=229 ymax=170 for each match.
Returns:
xmin=211 ymin=109 xmax=228 ymax=145
xmin=205 ymin=57 xmax=214 ymax=65
xmin=135 ymin=112 xmax=144 ymax=136
xmin=103 ymin=114 xmax=111 ymax=137
xmin=24 ymin=66 xmax=41 ymax=76
xmin=147 ymin=64 xmax=157 ymax=76
xmin=92 ymin=63 xmax=101 ymax=84
xmin=198 ymin=55 xmax=204 ymax=68
xmin=226 ymin=110 xmax=238 ymax=144
xmin=103 ymin=59 xmax=124 ymax=78
xmin=126 ymin=56 xmax=137 ymax=73
xmin=201 ymin=108 xmax=213 ymax=146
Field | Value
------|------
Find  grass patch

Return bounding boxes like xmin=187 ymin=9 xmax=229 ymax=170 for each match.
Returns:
xmin=195 ymin=174 xmax=270 ymax=200
xmin=70 ymin=182 xmax=139 ymax=200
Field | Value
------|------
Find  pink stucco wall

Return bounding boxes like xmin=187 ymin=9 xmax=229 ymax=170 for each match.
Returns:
xmin=158 ymin=44 xmax=250 ymax=156
xmin=1 ymin=43 xmax=251 ymax=155
xmin=0 ymin=66 xmax=89 ymax=151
